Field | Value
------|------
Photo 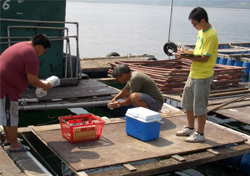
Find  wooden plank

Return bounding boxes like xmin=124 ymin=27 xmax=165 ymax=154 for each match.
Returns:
xmin=123 ymin=164 xmax=137 ymax=172
xmin=180 ymin=90 xmax=250 ymax=98
xmin=171 ymin=155 xmax=186 ymax=162
xmin=89 ymin=143 xmax=250 ymax=176
xmin=81 ymin=56 xmax=149 ymax=72
xmin=207 ymin=149 xmax=220 ymax=155
xmin=209 ymin=87 xmax=249 ymax=94
xmin=0 ymin=147 xmax=24 ymax=176
xmin=216 ymin=106 xmax=250 ymax=125
xmin=30 ymin=115 xmax=247 ymax=172
xmin=207 ymin=94 xmax=250 ymax=113
xmin=208 ymin=90 xmax=250 ymax=98
xmin=207 ymin=100 xmax=250 ymax=111
xmin=76 ymin=171 xmax=89 ymax=176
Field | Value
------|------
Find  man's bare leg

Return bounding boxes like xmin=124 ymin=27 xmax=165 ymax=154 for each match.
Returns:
xmin=130 ymin=93 xmax=148 ymax=108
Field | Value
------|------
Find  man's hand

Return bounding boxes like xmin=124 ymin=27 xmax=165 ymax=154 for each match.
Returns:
xmin=108 ymin=69 xmax=113 ymax=74
xmin=107 ymin=100 xmax=120 ymax=109
xmin=43 ymin=81 xmax=52 ymax=91
xmin=27 ymin=74 xmax=52 ymax=90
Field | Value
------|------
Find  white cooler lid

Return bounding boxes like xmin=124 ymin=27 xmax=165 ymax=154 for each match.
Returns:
xmin=125 ymin=107 xmax=162 ymax=123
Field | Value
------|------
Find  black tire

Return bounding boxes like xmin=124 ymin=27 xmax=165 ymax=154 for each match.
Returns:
xmin=148 ymin=57 xmax=157 ymax=61
xmin=163 ymin=42 xmax=177 ymax=56
xmin=106 ymin=52 xmax=120 ymax=57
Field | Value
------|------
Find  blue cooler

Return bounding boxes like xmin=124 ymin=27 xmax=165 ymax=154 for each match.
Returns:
xmin=125 ymin=107 xmax=163 ymax=141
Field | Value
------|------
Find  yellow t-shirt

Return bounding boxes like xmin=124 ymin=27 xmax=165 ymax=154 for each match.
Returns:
xmin=190 ymin=27 xmax=218 ymax=79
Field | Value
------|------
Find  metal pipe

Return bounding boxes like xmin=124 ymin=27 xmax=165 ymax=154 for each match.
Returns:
xmin=0 ymin=36 xmax=72 ymax=39
xmin=65 ymin=38 xmax=69 ymax=78
xmin=76 ymin=22 xmax=80 ymax=79
xmin=0 ymin=18 xmax=78 ymax=25
xmin=6 ymin=25 xmax=74 ymax=78
xmin=1 ymin=17 xmax=80 ymax=79
xmin=168 ymin=0 xmax=174 ymax=42
xmin=0 ymin=37 xmax=73 ymax=45
xmin=18 ymin=100 xmax=110 ymax=111
xmin=7 ymin=25 xmax=69 ymax=47
xmin=68 ymin=41 xmax=73 ymax=78
xmin=26 ymin=152 xmax=53 ymax=176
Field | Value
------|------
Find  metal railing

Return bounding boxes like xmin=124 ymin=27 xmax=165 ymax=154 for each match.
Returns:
xmin=0 ymin=18 xmax=81 ymax=79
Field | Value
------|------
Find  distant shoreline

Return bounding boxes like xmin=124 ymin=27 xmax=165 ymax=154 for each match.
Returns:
xmin=66 ymin=1 xmax=250 ymax=11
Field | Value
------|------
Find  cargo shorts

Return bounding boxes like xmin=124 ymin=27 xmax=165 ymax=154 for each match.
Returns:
xmin=181 ymin=75 xmax=213 ymax=116
xmin=0 ymin=95 xmax=19 ymax=126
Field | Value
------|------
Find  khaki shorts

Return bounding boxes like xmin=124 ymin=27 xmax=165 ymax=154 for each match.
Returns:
xmin=0 ymin=95 xmax=19 ymax=126
xmin=181 ymin=75 xmax=213 ymax=116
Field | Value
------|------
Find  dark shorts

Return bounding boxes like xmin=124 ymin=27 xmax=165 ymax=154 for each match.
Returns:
xmin=139 ymin=93 xmax=162 ymax=112
xmin=0 ymin=95 xmax=19 ymax=126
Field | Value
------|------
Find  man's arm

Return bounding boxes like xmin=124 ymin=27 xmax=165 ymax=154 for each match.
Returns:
xmin=175 ymin=52 xmax=210 ymax=62
xmin=27 ymin=73 xmax=52 ymax=91
xmin=183 ymin=55 xmax=210 ymax=62
xmin=107 ymin=86 xmax=131 ymax=109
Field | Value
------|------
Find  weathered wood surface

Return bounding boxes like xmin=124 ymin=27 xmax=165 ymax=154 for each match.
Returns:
xmin=29 ymin=115 xmax=247 ymax=172
xmin=4 ymin=148 xmax=49 ymax=176
xmin=89 ymin=142 xmax=250 ymax=176
xmin=215 ymin=106 xmax=250 ymax=125
xmin=0 ymin=146 xmax=24 ymax=176
xmin=81 ymin=56 xmax=149 ymax=72
xmin=163 ymin=86 xmax=250 ymax=106
xmin=20 ymin=79 xmax=118 ymax=101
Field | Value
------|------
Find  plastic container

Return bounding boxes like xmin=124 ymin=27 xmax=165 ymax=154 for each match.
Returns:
xmin=35 ymin=75 xmax=60 ymax=97
xmin=242 ymin=62 xmax=250 ymax=83
xmin=58 ymin=114 xmax=105 ymax=143
xmin=226 ymin=58 xmax=235 ymax=66
xmin=216 ymin=57 xmax=220 ymax=64
xmin=219 ymin=57 xmax=228 ymax=65
xmin=125 ymin=107 xmax=163 ymax=141
xmin=240 ymin=153 xmax=250 ymax=174
xmin=234 ymin=60 xmax=243 ymax=67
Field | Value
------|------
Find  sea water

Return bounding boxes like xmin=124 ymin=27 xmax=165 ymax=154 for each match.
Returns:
xmin=65 ymin=2 xmax=250 ymax=60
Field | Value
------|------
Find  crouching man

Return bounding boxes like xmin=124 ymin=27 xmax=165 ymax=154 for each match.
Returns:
xmin=107 ymin=64 xmax=164 ymax=112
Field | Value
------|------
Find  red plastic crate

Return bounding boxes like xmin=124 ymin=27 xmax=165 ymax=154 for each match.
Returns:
xmin=58 ymin=114 xmax=105 ymax=143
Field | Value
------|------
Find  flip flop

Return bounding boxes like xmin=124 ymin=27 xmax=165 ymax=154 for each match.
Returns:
xmin=2 ymin=138 xmax=23 ymax=146
xmin=9 ymin=144 xmax=30 ymax=152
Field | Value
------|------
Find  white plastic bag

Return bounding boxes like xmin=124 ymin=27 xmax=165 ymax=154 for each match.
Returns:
xmin=35 ymin=76 xmax=60 ymax=97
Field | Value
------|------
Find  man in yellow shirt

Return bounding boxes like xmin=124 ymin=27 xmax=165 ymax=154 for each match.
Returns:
xmin=175 ymin=7 xmax=218 ymax=142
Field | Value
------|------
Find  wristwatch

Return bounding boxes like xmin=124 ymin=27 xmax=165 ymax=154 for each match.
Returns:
xmin=117 ymin=102 xmax=121 ymax=107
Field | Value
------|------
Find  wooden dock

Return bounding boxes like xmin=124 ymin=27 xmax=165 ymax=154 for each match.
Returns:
xmin=0 ymin=146 xmax=25 ymax=176
xmin=0 ymin=127 xmax=52 ymax=176
xmin=80 ymin=55 xmax=152 ymax=73
xmin=19 ymin=79 xmax=119 ymax=111
xmin=163 ymin=86 xmax=250 ymax=124
xmin=27 ymin=109 xmax=250 ymax=176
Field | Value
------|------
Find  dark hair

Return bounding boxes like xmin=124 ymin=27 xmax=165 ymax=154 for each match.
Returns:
xmin=112 ymin=64 xmax=131 ymax=77
xmin=31 ymin=33 xmax=51 ymax=49
xmin=189 ymin=7 xmax=209 ymax=23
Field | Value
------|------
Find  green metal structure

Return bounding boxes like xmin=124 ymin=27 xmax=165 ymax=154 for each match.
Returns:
xmin=0 ymin=0 xmax=79 ymax=79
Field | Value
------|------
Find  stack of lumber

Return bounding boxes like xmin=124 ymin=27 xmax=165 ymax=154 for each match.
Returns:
xmin=109 ymin=59 xmax=247 ymax=93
